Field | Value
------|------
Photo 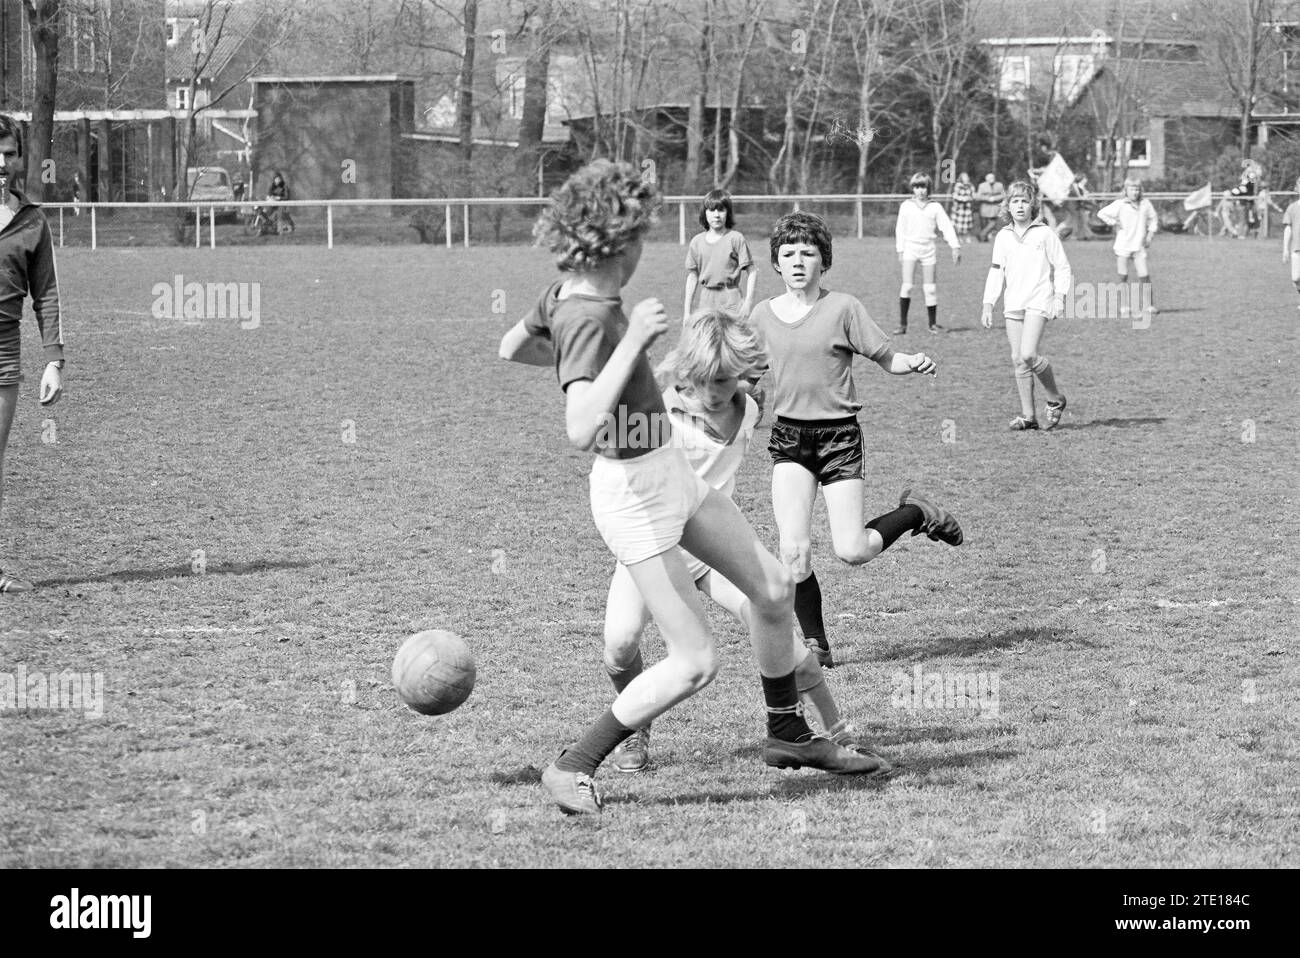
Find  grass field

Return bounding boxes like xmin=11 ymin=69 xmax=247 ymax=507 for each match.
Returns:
xmin=1 ymin=234 xmax=1296 ymax=868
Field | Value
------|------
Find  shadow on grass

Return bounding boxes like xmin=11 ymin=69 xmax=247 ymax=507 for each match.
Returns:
xmin=1064 ymin=416 xmax=1166 ymax=430
xmin=489 ymin=765 xmax=544 ymax=786
xmin=891 ymin=747 xmax=1020 ymax=781
xmin=39 ymin=558 xmax=318 ymax=587
xmin=861 ymin=625 xmax=1094 ymax=662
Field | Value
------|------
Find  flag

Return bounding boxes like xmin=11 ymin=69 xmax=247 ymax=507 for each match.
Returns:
xmin=1036 ymin=154 xmax=1074 ymax=202
xmin=1183 ymin=182 xmax=1213 ymax=211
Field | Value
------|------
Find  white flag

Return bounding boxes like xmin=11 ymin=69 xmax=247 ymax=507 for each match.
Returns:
xmin=1036 ymin=154 xmax=1074 ymax=202
xmin=1183 ymin=182 xmax=1213 ymax=210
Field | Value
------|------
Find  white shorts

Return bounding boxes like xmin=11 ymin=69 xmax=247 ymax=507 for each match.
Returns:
xmin=589 ymin=443 xmax=711 ymax=566
xmin=900 ymin=241 xmax=937 ymax=267
xmin=1004 ymin=308 xmax=1049 ymax=323
xmin=1290 ymin=251 xmax=1300 ymax=282
xmin=1115 ymin=248 xmax=1150 ymax=273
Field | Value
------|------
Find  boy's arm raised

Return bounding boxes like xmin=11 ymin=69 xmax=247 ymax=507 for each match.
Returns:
xmin=498 ymin=319 xmax=555 ymax=366
xmin=564 ymin=298 xmax=668 ymax=450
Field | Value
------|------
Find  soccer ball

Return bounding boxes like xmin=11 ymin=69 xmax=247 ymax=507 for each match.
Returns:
xmin=392 ymin=630 xmax=476 ymax=715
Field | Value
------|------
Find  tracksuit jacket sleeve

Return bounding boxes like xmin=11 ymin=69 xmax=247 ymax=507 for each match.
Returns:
xmin=1048 ymin=231 xmax=1073 ymax=302
xmin=935 ymin=205 xmax=960 ymax=249
xmin=27 ymin=218 xmax=63 ymax=362
xmin=982 ymin=233 xmax=1006 ymax=305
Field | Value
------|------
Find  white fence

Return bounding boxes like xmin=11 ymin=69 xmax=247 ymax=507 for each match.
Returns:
xmin=40 ymin=192 xmax=1289 ymax=250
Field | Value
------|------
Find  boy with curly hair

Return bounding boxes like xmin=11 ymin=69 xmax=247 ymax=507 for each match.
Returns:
xmin=498 ymin=161 xmax=881 ymax=817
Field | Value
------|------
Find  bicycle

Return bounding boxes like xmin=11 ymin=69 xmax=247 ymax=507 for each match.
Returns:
xmin=244 ymin=205 xmax=294 ymax=237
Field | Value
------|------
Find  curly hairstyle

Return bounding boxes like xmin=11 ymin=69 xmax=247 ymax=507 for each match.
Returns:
xmin=698 ymin=188 xmax=735 ymax=230
xmin=768 ymin=211 xmax=833 ymax=271
xmin=657 ymin=309 xmax=768 ymax=387
xmin=997 ymin=179 xmax=1041 ymax=227
xmin=533 ymin=159 xmax=661 ymax=271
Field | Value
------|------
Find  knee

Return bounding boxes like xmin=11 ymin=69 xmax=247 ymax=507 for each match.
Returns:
xmin=922 ymin=283 xmax=938 ymax=306
xmin=794 ymin=651 xmax=824 ymax=692
xmin=833 ymin=537 xmax=875 ymax=565
xmin=1020 ymin=347 xmax=1040 ymax=368
xmin=781 ymin=539 xmax=812 ymax=578
xmin=677 ymin=645 xmax=720 ymax=690
xmin=899 ymin=281 xmax=914 ymax=299
xmin=752 ymin=564 xmax=795 ymax=617
xmin=603 ymin=628 xmax=642 ymax=670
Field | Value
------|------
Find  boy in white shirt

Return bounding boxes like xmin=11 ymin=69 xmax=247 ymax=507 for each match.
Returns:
xmin=981 ymin=180 xmax=1072 ymax=431
xmin=1280 ymin=176 xmax=1300 ymax=308
xmin=1097 ymin=178 xmax=1158 ymax=320
xmin=894 ymin=172 xmax=961 ymax=335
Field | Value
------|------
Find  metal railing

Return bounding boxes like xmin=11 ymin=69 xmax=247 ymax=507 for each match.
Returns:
xmin=40 ymin=192 xmax=1291 ymax=250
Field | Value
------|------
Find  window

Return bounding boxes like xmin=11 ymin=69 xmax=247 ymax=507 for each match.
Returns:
xmin=1000 ymin=55 xmax=1030 ymax=101
xmin=507 ymin=73 xmax=527 ymax=119
xmin=174 ymin=86 xmax=191 ymax=111
xmin=1054 ymin=54 xmax=1095 ymax=105
xmin=1095 ymin=136 xmax=1150 ymax=168
xmin=167 ymin=17 xmax=200 ymax=47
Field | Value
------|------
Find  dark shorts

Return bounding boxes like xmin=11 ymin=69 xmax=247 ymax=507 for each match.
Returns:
xmin=768 ymin=416 xmax=865 ymax=485
xmin=0 ymin=323 xmax=20 ymax=387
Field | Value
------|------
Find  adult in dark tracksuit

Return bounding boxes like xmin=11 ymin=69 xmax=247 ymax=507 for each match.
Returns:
xmin=0 ymin=113 xmax=64 ymax=594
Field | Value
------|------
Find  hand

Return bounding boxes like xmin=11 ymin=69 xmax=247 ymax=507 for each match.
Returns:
xmin=980 ymin=305 xmax=994 ymax=329
xmin=908 ymin=352 xmax=937 ymax=376
xmin=628 ymin=298 xmax=669 ymax=349
xmin=39 ymin=362 xmax=63 ymax=406
xmin=1046 ymin=299 xmax=1062 ymax=321
xmin=951 ymin=247 xmax=962 ymax=265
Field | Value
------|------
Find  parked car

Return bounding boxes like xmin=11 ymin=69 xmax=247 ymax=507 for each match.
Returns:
xmin=186 ymin=167 xmax=240 ymax=222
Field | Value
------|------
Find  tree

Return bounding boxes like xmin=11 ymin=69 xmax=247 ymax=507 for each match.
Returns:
xmin=844 ymin=0 xmax=907 ymax=194
xmin=21 ymin=0 xmax=60 ymax=202
xmin=901 ymin=0 xmax=993 ymax=188
xmin=514 ymin=0 xmax=554 ymax=195
xmin=1194 ymin=0 xmax=1280 ymax=156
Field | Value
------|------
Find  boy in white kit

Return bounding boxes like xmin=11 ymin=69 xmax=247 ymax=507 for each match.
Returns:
xmin=895 ymin=172 xmax=961 ymax=335
xmin=1097 ymin=178 xmax=1159 ymax=321
xmin=981 ymin=179 xmax=1072 ymax=431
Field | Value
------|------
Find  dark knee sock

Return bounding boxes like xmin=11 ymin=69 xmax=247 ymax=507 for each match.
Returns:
xmin=762 ymin=671 xmax=815 ymax=742
xmin=867 ymin=504 xmax=924 ymax=550
xmin=555 ymin=708 xmax=633 ymax=774
xmin=899 ymin=297 xmax=910 ymax=327
xmin=927 ymin=304 xmax=938 ymax=326
xmin=794 ymin=573 xmax=827 ymax=651
xmin=1138 ymin=275 xmax=1152 ymax=310
xmin=605 ymin=649 xmax=644 ymax=695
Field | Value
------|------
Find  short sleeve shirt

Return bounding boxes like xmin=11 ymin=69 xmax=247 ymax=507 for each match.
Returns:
xmin=751 ymin=289 xmax=890 ymax=421
xmin=686 ymin=230 xmax=753 ymax=288
xmin=1285 ymin=202 xmax=1300 ymax=252
xmin=522 ymin=280 xmax=666 ymax=460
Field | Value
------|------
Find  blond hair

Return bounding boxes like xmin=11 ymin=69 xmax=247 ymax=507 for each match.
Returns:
xmin=658 ymin=309 xmax=767 ymax=386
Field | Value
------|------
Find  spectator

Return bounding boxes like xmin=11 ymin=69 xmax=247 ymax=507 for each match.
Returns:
xmin=976 ymin=172 xmax=1005 ymax=241
xmin=265 ymin=170 xmax=294 ymax=234
xmin=950 ymin=171 xmax=976 ymax=245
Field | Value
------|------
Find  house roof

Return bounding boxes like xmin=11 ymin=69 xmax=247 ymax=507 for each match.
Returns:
xmin=166 ymin=2 xmax=264 ymax=82
xmin=979 ymin=0 xmax=1240 ymax=118
xmin=977 ymin=0 xmax=1199 ymax=43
